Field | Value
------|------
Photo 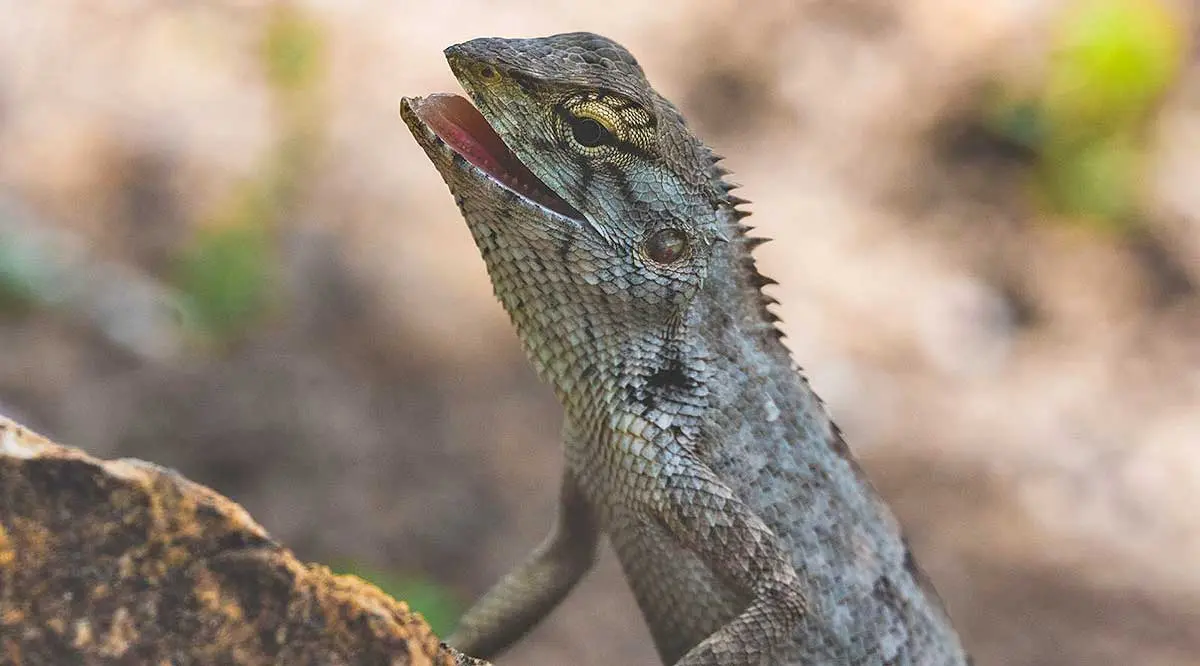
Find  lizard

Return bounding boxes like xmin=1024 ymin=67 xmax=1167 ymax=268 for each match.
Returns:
xmin=399 ymin=32 xmax=970 ymax=666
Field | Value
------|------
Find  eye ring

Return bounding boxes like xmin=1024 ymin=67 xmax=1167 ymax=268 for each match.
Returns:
xmin=644 ymin=229 xmax=690 ymax=265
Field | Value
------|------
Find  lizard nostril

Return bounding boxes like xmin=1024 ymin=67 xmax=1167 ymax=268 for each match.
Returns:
xmin=478 ymin=65 xmax=496 ymax=80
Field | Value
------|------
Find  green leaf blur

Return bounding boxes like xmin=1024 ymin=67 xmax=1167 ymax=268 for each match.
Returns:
xmin=262 ymin=5 xmax=327 ymax=94
xmin=330 ymin=561 xmax=461 ymax=637
xmin=987 ymin=0 xmax=1186 ymax=228
xmin=176 ymin=190 xmax=276 ymax=341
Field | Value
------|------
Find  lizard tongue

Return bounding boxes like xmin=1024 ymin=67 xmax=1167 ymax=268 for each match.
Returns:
xmin=411 ymin=94 xmax=582 ymax=220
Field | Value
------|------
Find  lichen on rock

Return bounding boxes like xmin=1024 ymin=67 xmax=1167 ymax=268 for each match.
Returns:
xmin=0 ymin=416 xmax=485 ymax=666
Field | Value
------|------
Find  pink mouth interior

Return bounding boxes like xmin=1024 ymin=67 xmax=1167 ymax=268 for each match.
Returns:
xmin=412 ymin=94 xmax=582 ymax=220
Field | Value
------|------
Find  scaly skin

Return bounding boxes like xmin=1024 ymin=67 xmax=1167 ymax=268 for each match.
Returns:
xmin=400 ymin=32 xmax=969 ymax=666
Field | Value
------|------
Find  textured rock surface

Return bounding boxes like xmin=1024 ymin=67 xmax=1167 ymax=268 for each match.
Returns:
xmin=0 ymin=415 xmax=483 ymax=666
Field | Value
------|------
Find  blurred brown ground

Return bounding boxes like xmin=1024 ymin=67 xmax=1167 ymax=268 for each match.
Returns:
xmin=1 ymin=2 xmax=1199 ymax=665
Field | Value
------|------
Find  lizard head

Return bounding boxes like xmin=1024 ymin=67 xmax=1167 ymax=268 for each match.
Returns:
xmin=401 ymin=32 xmax=762 ymax=404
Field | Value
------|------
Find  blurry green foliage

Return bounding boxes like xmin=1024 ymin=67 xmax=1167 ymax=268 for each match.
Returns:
xmin=258 ymin=3 xmax=328 ymax=215
xmin=177 ymin=186 xmax=277 ymax=341
xmin=986 ymin=0 xmax=1186 ymax=229
xmin=262 ymin=5 xmax=327 ymax=94
xmin=175 ymin=5 xmax=329 ymax=345
xmin=330 ymin=561 xmax=462 ymax=636
xmin=0 ymin=237 xmax=50 ymax=314
xmin=1040 ymin=131 xmax=1142 ymax=231
xmin=1044 ymin=0 xmax=1184 ymax=143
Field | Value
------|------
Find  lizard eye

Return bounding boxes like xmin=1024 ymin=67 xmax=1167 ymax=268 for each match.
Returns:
xmin=569 ymin=116 xmax=614 ymax=148
xmin=645 ymin=229 xmax=690 ymax=264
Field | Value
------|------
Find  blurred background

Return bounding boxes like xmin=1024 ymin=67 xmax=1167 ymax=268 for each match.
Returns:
xmin=1 ymin=1 xmax=1198 ymax=664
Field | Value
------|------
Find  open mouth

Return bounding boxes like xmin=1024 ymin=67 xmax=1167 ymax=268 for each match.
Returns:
xmin=404 ymin=94 xmax=583 ymax=221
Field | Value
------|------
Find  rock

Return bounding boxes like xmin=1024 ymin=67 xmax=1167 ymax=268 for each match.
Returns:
xmin=0 ymin=415 xmax=486 ymax=666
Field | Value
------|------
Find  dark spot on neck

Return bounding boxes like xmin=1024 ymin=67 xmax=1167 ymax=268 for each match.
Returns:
xmin=624 ymin=358 xmax=695 ymax=411
xmin=626 ymin=383 xmax=654 ymax=410
xmin=647 ymin=359 xmax=692 ymax=391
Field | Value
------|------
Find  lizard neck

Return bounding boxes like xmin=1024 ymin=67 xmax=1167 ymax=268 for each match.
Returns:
xmin=467 ymin=198 xmax=823 ymax=453
xmin=684 ymin=228 xmax=836 ymax=450
xmin=541 ymin=214 xmax=829 ymax=457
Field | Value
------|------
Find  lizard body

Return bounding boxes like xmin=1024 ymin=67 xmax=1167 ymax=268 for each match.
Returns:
xmin=400 ymin=32 xmax=969 ymax=666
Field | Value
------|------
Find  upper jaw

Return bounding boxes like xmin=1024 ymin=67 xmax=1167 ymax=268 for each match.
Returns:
xmin=399 ymin=95 xmax=586 ymax=226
